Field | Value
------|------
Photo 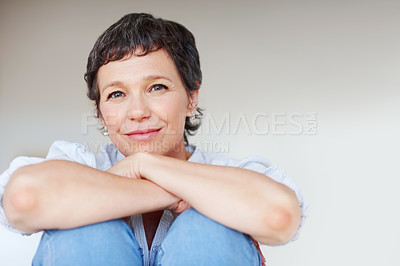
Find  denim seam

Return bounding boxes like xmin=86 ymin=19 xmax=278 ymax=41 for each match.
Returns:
xmin=247 ymin=236 xmax=262 ymax=266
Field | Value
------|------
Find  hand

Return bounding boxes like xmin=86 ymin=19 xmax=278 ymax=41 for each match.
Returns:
xmin=170 ymin=199 xmax=192 ymax=217
xmin=107 ymin=153 xmax=185 ymax=211
xmin=107 ymin=154 xmax=141 ymax=178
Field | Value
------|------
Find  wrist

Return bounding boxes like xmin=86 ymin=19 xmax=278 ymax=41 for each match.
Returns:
xmin=136 ymin=152 xmax=161 ymax=181
xmin=135 ymin=152 xmax=183 ymax=209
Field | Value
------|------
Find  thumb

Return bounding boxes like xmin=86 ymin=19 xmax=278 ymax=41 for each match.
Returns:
xmin=174 ymin=200 xmax=192 ymax=214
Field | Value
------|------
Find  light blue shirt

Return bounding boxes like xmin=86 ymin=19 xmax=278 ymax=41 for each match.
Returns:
xmin=0 ymin=140 xmax=307 ymax=266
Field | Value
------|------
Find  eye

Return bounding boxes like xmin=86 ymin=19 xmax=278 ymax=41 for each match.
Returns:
xmin=107 ymin=91 xmax=125 ymax=99
xmin=150 ymin=84 xmax=168 ymax=92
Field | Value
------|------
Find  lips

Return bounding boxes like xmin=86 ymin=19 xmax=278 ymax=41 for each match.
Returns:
xmin=125 ymin=128 xmax=162 ymax=141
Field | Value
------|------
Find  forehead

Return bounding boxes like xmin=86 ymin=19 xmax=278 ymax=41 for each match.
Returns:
xmin=97 ymin=49 xmax=181 ymax=88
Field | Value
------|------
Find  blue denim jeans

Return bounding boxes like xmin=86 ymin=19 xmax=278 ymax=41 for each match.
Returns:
xmin=32 ymin=209 xmax=261 ymax=265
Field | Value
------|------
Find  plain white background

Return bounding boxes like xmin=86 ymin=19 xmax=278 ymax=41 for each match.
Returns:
xmin=1 ymin=0 xmax=399 ymax=265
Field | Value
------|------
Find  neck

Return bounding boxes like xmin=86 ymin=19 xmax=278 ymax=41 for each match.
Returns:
xmin=166 ymin=138 xmax=191 ymax=161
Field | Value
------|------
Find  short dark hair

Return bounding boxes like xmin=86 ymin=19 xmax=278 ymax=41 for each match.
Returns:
xmin=84 ymin=13 xmax=203 ymax=145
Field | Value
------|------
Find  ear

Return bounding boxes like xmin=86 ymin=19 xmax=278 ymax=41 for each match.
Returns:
xmin=186 ymin=90 xmax=199 ymax=116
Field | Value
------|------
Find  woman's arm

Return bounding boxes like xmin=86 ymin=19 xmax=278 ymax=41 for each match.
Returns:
xmin=134 ymin=152 xmax=302 ymax=246
xmin=3 ymin=160 xmax=179 ymax=234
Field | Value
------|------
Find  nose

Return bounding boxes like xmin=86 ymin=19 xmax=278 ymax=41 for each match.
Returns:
xmin=126 ymin=95 xmax=151 ymax=122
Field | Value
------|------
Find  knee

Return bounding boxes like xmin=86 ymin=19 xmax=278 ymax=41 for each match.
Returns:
xmin=157 ymin=209 xmax=260 ymax=265
xmin=44 ymin=219 xmax=131 ymax=244
xmin=168 ymin=208 xmax=237 ymax=241
xmin=33 ymin=219 xmax=142 ymax=266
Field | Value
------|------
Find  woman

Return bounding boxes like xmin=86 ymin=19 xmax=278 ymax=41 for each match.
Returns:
xmin=0 ymin=13 xmax=306 ymax=265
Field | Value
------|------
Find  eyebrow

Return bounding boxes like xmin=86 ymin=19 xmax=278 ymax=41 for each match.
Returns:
xmin=144 ymin=75 xmax=173 ymax=83
xmin=101 ymin=81 xmax=124 ymax=92
xmin=101 ymin=75 xmax=173 ymax=92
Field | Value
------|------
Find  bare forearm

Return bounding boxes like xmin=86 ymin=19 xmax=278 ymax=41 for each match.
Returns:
xmin=142 ymin=153 xmax=301 ymax=245
xmin=3 ymin=160 xmax=176 ymax=233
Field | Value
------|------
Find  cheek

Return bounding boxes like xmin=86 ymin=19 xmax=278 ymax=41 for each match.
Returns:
xmin=156 ymin=100 xmax=188 ymax=130
xmin=99 ymin=104 xmax=123 ymax=131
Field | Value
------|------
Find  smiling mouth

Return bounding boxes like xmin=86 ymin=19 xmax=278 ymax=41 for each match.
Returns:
xmin=125 ymin=128 xmax=162 ymax=141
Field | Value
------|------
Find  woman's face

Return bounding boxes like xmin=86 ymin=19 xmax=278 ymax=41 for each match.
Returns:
xmin=97 ymin=49 xmax=198 ymax=159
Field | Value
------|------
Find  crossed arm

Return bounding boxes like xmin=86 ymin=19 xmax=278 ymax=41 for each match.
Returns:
xmin=3 ymin=152 xmax=301 ymax=245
